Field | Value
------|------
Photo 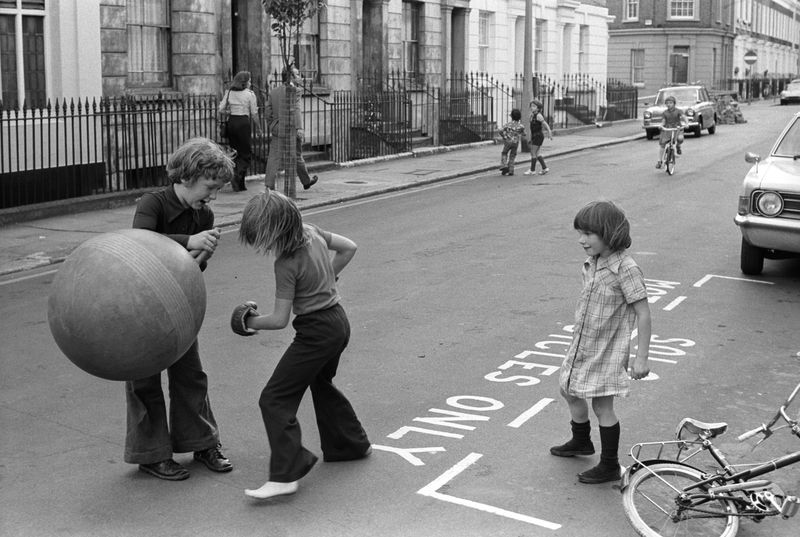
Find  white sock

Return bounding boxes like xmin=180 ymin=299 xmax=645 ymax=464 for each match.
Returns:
xmin=244 ymin=480 xmax=299 ymax=499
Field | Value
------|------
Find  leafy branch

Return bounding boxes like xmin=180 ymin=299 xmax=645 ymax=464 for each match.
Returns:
xmin=261 ymin=0 xmax=326 ymax=76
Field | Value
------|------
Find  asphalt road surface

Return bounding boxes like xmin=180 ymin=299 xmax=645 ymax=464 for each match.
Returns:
xmin=2 ymin=104 xmax=799 ymax=537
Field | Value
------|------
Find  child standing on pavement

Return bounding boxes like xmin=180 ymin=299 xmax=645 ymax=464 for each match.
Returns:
xmin=498 ymin=108 xmax=527 ymax=175
xmin=231 ymin=190 xmax=371 ymax=500
xmin=656 ymin=95 xmax=686 ymax=169
xmin=525 ymin=99 xmax=553 ymax=175
xmin=551 ymin=200 xmax=651 ymax=484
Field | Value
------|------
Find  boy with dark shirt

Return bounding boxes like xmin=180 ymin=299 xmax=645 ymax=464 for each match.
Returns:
xmin=126 ymin=137 xmax=235 ymax=480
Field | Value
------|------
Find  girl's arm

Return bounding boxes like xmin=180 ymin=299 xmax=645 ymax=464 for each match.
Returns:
xmin=539 ymin=113 xmax=553 ymax=139
xmin=629 ymin=298 xmax=652 ymax=379
xmin=329 ymin=233 xmax=357 ymax=276
xmin=247 ymin=297 xmax=293 ymax=331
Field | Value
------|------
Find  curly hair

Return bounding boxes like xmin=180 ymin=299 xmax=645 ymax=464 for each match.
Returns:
xmin=166 ymin=137 xmax=234 ymax=185
xmin=239 ymin=190 xmax=308 ymax=258
xmin=573 ymin=200 xmax=632 ymax=251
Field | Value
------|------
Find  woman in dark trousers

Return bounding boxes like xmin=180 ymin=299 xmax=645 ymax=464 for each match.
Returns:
xmin=220 ymin=71 xmax=261 ymax=191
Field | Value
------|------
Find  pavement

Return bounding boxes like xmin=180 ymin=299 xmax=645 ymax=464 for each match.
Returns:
xmin=0 ymin=119 xmax=645 ymax=277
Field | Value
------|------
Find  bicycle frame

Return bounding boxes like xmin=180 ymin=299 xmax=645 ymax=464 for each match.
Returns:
xmin=660 ymin=127 xmax=683 ymax=175
xmin=622 ymin=382 xmax=800 ymax=521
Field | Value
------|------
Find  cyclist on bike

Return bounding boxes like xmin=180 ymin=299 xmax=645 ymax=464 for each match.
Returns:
xmin=655 ymin=95 xmax=687 ymax=169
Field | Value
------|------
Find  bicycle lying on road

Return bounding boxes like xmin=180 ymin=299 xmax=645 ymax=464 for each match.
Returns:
xmin=621 ymin=382 xmax=800 ymax=537
xmin=659 ymin=126 xmax=683 ymax=176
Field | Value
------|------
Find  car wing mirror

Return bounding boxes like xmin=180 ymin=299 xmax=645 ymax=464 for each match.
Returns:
xmin=745 ymin=152 xmax=761 ymax=172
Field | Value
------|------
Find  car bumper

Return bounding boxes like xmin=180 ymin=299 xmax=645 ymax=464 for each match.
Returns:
xmin=734 ymin=214 xmax=800 ymax=253
xmin=781 ymin=95 xmax=800 ymax=103
xmin=643 ymin=119 xmax=699 ymax=130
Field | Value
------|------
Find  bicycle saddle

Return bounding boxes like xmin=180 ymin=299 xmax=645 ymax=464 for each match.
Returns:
xmin=676 ymin=417 xmax=728 ymax=439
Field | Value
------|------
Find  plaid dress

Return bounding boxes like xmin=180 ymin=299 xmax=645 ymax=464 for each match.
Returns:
xmin=559 ymin=250 xmax=648 ymax=398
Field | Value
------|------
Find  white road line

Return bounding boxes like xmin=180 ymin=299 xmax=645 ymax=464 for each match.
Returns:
xmin=663 ymin=296 xmax=687 ymax=311
xmin=417 ymin=452 xmax=562 ymax=530
xmin=0 ymin=269 xmax=58 ymax=286
xmin=693 ymin=274 xmax=774 ymax=287
xmin=507 ymin=398 xmax=555 ymax=428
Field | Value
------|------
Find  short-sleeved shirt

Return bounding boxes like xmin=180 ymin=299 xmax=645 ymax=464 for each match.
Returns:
xmin=132 ymin=185 xmax=214 ymax=270
xmin=559 ymin=250 xmax=648 ymax=398
xmin=274 ymin=224 xmax=341 ymax=315
xmin=662 ymin=107 xmax=684 ymax=128
xmin=499 ymin=120 xmax=526 ymax=144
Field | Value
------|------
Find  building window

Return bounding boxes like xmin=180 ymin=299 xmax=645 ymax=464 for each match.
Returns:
xmin=402 ymin=1 xmax=420 ymax=78
xmin=127 ymin=0 xmax=170 ymax=88
xmin=625 ymin=0 xmax=639 ymax=21
xmin=668 ymin=0 xmax=696 ymax=20
xmin=0 ymin=0 xmax=46 ymax=108
xmin=295 ymin=0 xmax=320 ymax=82
xmin=631 ymin=49 xmax=645 ymax=85
xmin=534 ymin=19 xmax=545 ymax=73
xmin=578 ymin=25 xmax=588 ymax=73
xmin=478 ymin=11 xmax=491 ymax=73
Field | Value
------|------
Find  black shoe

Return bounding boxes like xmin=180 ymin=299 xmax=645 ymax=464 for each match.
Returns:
xmin=194 ymin=444 xmax=232 ymax=473
xmin=304 ymin=175 xmax=318 ymax=190
xmin=676 ymin=146 xmax=682 ymax=155
xmin=550 ymin=440 xmax=595 ymax=457
xmin=500 ymin=166 xmax=508 ymax=175
xmin=139 ymin=459 xmax=190 ymax=481
xmin=577 ymin=462 xmax=621 ymax=484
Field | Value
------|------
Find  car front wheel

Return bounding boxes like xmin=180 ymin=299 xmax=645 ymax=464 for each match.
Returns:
xmin=740 ymin=238 xmax=765 ymax=275
xmin=645 ymin=128 xmax=657 ymax=140
xmin=708 ymin=117 xmax=716 ymax=134
xmin=694 ymin=120 xmax=703 ymax=137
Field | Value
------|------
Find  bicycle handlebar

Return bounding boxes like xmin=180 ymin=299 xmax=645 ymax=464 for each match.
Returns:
xmin=738 ymin=382 xmax=800 ymax=442
xmin=738 ymin=424 xmax=767 ymax=442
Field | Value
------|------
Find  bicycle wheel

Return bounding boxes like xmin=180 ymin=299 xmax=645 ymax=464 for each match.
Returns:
xmin=665 ymin=148 xmax=675 ymax=175
xmin=622 ymin=462 xmax=739 ymax=537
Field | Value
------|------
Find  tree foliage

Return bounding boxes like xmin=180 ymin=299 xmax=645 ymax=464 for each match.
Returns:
xmin=261 ymin=0 xmax=326 ymax=75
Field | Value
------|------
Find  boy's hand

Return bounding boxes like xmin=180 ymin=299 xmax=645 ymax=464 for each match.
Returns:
xmin=231 ymin=301 xmax=259 ymax=336
xmin=187 ymin=228 xmax=220 ymax=254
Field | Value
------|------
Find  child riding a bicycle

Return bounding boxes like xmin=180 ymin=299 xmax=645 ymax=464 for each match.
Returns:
xmin=655 ymin=95 xmax=687 ymax=169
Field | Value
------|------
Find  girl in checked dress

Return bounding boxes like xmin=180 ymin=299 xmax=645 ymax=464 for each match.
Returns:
xmin=551 ymin=200 xmax=651 ymax=484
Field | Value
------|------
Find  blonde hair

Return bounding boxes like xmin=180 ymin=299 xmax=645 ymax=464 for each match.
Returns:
xmin=239 ymin=190 xmax=308 ymax=257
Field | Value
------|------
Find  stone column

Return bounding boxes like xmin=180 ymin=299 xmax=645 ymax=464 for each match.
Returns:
xmin=440 ymin=5 xmax=453 ymax=88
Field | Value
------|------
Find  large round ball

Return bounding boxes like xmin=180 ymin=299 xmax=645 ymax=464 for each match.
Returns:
xmin=47 ymin=229 xmax=206 ymax=381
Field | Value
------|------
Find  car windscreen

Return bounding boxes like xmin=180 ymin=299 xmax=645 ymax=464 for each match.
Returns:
xmin=773 ymin=118 xmax=800 ymax=157
xmin=656 ymin=88 xmax=699 ymax=105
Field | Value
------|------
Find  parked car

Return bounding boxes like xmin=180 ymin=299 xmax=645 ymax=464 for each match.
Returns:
xmin=642 ymin=85 xmax=718 ymax=139
xmin=734 ymin=112 xmax=800 ymax=275
xmin=779 ymin=79 xmax=800 ymax=105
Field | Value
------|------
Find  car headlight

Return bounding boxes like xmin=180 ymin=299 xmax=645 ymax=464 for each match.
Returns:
xmin=756 ymin=191 xmax=784 ymax=217
xmin=781 ymin=91 xmax=787 ymax=97
xmin=685 ymin=109 xmax=695 ymax=117
xmin=643 ymin=111 xmax=651 ymax=119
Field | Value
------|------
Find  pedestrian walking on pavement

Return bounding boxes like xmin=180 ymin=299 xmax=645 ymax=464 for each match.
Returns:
xmin=524 ymin=99 xmax=553 ymax=175
xmin=221 ymin=71 xmax=261 ymax=191
xmin=497 ymin=108 xmax=526 ymax=176
xmin=551 ymin=200 xmax=651 ymax=484
xmin=231 ymin=190 xmax=370 ymax=500
xmin=126 ymin=137 xmax=235 ymax=481
xmin=263 ymin=64 xmax=318 ymax=191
